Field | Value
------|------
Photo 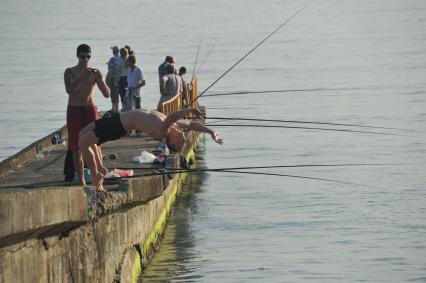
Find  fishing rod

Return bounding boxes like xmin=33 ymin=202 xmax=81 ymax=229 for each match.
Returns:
xmin=116 ymin=168 xmax=383 ymax=189
xmin=207 ymin=170 xmax=382 ymax=189
xmin=189 ymin=0 xmax=316 ymax=106
xmin=202 ymin=87 xmax=366 ymax=97
xmin=191 ymin=30 xmax=204 ymax=81
xmin=204 ymin=123 xmax=404 ymax=136
xmin=193 ymin=36 xmax=221 ymax=78
xmin=204 ymin=117 xmax=410 ymax=131
xmin=203 ymin=106 xmax=257 ymax=110
xmin=122 ymin=163 xmax=409 ymax=172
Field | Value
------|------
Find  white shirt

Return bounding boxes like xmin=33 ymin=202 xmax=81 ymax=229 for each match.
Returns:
xmin=127 ymin=66 xmax=144 ymax=97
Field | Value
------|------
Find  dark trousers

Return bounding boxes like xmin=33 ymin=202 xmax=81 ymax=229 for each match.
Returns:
xmin=63 ymin=149 xmax=88 ymax=181
xmin=134 ymin=96 xmax=141 ymax=109
xmin=118 ymin=76 xmax=128 ymax=106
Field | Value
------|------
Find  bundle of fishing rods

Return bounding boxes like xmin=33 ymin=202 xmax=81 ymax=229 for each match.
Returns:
xmin=186 ymin=0 xmax=414 ymax=138
xmin=178 ymin=0 xmax=416 ymax=189
xmin=1 ymin=162 xmax=411 ymax=190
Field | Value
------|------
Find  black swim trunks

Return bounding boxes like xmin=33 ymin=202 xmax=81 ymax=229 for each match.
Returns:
xmin=94 ymin=112 xmax=127 ymax=144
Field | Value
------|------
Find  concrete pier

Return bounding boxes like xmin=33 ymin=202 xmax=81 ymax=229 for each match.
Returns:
xmin=0 ymin=117 xmax=202 ymax=282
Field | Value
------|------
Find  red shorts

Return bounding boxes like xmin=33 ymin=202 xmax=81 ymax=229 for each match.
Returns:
xmin=66 ymin=104 xmax=98 ymax=150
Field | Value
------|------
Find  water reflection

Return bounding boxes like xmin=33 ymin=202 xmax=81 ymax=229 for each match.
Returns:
xmin=140 ymin=146 xmax=208 ymax=282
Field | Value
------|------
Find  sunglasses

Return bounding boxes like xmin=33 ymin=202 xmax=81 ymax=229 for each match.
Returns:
xmin=79 ymin=54 xmax=91 ymax=59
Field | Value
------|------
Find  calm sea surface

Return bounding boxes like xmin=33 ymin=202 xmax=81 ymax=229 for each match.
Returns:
xmin=1 ymin=0 xmax=425 ymax=282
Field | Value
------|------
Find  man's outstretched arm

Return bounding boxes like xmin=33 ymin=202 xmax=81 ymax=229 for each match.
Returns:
xmin=176 ymin=120 xmax=223 ymax=144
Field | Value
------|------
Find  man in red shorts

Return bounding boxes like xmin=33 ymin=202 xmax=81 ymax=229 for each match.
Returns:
xmin=64 ymin=44 xmax=110 ymax=186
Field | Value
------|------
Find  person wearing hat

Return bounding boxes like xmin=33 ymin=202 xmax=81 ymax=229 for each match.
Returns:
xmin=106 ymin=46 xmax=121 ymax=112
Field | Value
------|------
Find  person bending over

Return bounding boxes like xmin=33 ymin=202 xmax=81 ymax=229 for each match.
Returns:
xmin=78 ymin=107 xmax=223 ymax=192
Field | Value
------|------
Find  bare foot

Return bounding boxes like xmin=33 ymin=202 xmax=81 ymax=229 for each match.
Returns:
xmin=96 ymin=183 xmax=106 ymax=192
xmin=92 ymin=172 xmax=106 ymax=192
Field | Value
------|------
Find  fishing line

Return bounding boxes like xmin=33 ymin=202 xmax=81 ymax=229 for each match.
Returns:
xmin=202 ymin=87 xmax=365 ymax=97
xmin=204 ymin=117 xmax=410 ymax=131
xmin=120 ymin=163 xmax=410 ymax=172
xmin=205 ymin=123 xmax=404 ymax=136
xmin=113 ymin=168 xmax=383 ymax=189
xmin=193 ymin=35 xmax=221 ymax=78
xmin=208 ymin=170 xmax=382 ymax=189
xmin=204 ymin=107 xmax=257 ymax=110
xmin=191 ymin=29 xmax=204 ymax=81
xmin=189 ymin=0 xmax=316 ymax=106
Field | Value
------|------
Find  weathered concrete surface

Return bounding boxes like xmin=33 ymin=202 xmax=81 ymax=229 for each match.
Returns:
xmin=119 ymin=174 xmax=165 ymax=203
xmin=0 ymin=176 xmax=182 ymax=282
xmin=0 ymin=186 xmax=87 ymax=248
xmin=0 ymin=133 xmax=161 ymax=189
xmin=0 ymin=118 xmax=202 ymax=282
xmin=0 ymin=125 xmax=67 ymax=178
xmin=119 ymin=246 xmax=142 ymax=283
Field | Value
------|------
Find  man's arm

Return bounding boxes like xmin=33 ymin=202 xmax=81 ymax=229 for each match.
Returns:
xmin=128 ymin=70 xmax=146 ymax=91
xmin=139 ymin=69 xmax=146 ymax=88
xmin=176 ymin=120 xmax=223 ymax=144
xmin=94 ymin=69 xmax=110 ymax=98
xmin=128 ymin=80 xmax=145 ymax=92
xmin=160 ymin=76 xmax=166 ymax=96
xmin=107 ymin=58 xmax=116 ymax=72
xmin=64 ymin=68 xmax=89 ymax=95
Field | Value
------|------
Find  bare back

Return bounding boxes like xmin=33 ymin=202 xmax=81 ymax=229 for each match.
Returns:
xmin=64 ymin=65 xmax=97 ymax=105
xmin=120 ymin=109 xmax=169 ymax=138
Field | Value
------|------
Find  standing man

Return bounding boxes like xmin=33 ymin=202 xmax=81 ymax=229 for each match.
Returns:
xmin=64 ymin=44 xmax=110 ymax=186
xmin=158 ymin=56 xmax=175 ymax=90
xmin=158 ymin=63 xmax=182 ymax=111
xmin=106 ymin=46 xmax=120 ymax=112
xmin=117 ymin=48 xmax=129 ymax=109
xmin=178 ymin=66 xmax=187 ymax=107
xmin=127 ymin=55 xmax=145 ymax=110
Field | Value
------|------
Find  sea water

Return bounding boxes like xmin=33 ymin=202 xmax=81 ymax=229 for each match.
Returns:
xmin=0 ymin=0 xmax=425 ymax=282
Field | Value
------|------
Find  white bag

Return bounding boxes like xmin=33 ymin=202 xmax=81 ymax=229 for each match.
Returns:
xmin=131 ymin=151 xmax=156 ymax=163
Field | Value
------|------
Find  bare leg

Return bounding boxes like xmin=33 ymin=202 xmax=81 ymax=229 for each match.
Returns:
xmin=82 ymin=146 xmax=105 ymax=192
xmin=90 ymin=144 xmax=107 ymax=176
xmin=79 ymin=126 xmax=106 ymax=192
xmin=72 ymin=150 xmax=85 ymax=186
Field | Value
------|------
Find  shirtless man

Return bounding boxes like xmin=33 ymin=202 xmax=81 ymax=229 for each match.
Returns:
xmin=78 ymin=107 xmax=223 ymax=192
xmin=64 ymin=44 xmax=110 ymax=186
